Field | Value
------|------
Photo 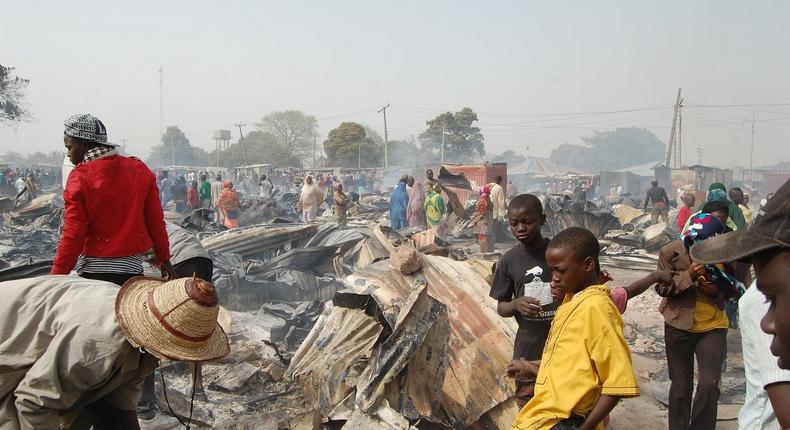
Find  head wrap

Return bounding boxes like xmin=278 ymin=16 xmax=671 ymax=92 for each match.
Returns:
xmin=706 ymin=188 xmax=727 ymax=203
xmin=223 ymin=180 xmax=233 ymax=189
xmin=682 ymin=212 xmax=727 ymax=250
xmin=708 ymin=182 xmax=726 ymax=192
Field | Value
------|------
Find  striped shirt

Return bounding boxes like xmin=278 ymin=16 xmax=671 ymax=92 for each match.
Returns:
xmin=75 ymin=254 xmax=145 ymax=275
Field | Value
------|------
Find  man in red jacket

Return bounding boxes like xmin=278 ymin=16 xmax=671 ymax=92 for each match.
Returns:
xmin=52 ymin=114 xmax=175 ymax=283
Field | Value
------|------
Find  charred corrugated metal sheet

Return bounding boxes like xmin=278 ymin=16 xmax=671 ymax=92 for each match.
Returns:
xmin=201 ymin=223 xmax=318 ymax=257
xmin=288 ymin=305 xmax=383 ymax=416
xmin=288 ymin=255 xmax=518 ymax=428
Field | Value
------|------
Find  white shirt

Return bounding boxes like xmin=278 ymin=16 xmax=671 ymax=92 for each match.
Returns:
xmin=739 ymin=283 xmax=790 ymax=430
xmin=489 ymin=182 xmax=507 ymax=219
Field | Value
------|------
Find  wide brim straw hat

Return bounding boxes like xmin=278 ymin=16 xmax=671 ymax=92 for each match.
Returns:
xmin=116 ymin=276 xmax=230 ymax=362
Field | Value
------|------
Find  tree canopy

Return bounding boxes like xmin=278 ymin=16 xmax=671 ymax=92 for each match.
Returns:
xmin=419 ymin=107 xmax=485 ymax=163
xmin=549 ymin=127 xmax=666 ymax=172
xmin=147 ymin=126 xmax=210 ymax=167
xmin=0 ymin=65 xmax=31 ymax=125
xmin=323 ymin=122 xmax=382 ymax=168
xmin=489 ymin=149 xmax=526 ymax=165
xmin=210 ymin=130 xmax=305 ymax=168
xmin=255 ymin=110 xmax=318 ymax=167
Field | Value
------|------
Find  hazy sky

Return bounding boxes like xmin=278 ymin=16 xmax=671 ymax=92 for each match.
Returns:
xmin=2 ymin=0 xmax=789 ymax=168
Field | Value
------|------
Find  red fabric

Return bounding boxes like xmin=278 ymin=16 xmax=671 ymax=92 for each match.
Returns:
xmin=186 ymin=187 xmax=200 ymax=209
xmin=51 ymin=155 xmax=171 ymax=274
xmin=609 ymin=286 xmax=628 ymax=314
xmin=676 ymin=205 xmax=692 ymax=230
xmin=217 ymin=182 xmax=240 ymax=211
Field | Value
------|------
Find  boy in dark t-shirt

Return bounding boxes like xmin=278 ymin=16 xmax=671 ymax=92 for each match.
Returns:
xmin=489 ymin=194 xmax=557 ymax=405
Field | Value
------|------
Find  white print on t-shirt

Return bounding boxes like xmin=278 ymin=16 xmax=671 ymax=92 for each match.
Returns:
xmin=523 ymin=266 xmax=553 ymax=305
xmin=525 ymin=266 xmax=543 ymax=279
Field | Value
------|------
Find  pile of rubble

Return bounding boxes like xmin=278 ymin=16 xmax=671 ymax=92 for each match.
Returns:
xmin=0 ymin=193 xmax=63 ymax=275
xmin=0 ymin=180 xmax=700 ymax=428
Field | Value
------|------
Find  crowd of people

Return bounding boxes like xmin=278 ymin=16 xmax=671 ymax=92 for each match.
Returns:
xmin=1 ymin=113 xmax=789 ymax=430
xmin=0 ymin=166 xmax=61 ymax=204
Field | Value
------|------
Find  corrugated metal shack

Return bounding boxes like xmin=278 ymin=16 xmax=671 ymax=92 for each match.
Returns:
xmin=423 ymin=162 xmax=507 ymax=201
xmin=600 ymin=161 xmax=662 ymax=197
xmin=654 ymin=164 xmax=733 ymax=201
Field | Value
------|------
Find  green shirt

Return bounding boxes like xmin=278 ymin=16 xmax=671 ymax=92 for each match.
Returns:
xmin=198 ymin=181 xmax=211 ymax=201
xmin=424 ymin=191 xmax=445 ymax=226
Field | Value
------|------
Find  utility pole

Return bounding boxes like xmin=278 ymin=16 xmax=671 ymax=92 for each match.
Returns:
xmin=440 ymin=124 xmax=446 ymax=164
xmin=358 ymin=141 xmax=362 ymax=169
xmin=677 ymin=98 xmax=684 ymax=168
xmin=750 ymin=112 xmax=755 ymax=183
xmin=159 ymin=67 xmax=164 ymax=139
xmin=665 ymin=88 xmax=681 ymax=168
xmin=377 ymin=104 xmax=390 ymax=168
xmin=170 ymin=135 xmax=175 ymax=166
xmin=235 ymin=123 xmax=248 ymax=166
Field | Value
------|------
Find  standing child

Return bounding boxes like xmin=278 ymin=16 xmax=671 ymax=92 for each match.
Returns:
xmin=490 ymin=194 xmax=555 ymax=406
xmin=511 ymin=227 xmax=640 ymax=430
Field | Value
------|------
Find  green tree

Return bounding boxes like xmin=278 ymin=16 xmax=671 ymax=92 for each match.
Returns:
xmin=323 ymin=122 xmax=383 ymax=168
xmin=147 ymin=126 xmax=210 ymax=167
xmin=549 ymin=127 xmax=666 ymax=172
xmin=489 ymin=149 xmax=526 ymax=165
xmin=210 ymin=130 xmax=305 ymax=168
xmin=255 ymin=110 xmax=318 ymax=166
xmin=419 ymin=107 xmax=485 ymax=163
xmin=0 ymin=65 xmax=31 ymax=125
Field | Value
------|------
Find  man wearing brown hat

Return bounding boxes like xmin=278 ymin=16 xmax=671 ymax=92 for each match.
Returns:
xmin=691 ymin=179 xmax=790 ymax=428
xmin=0 ymin=275 xmax=228 ymax=429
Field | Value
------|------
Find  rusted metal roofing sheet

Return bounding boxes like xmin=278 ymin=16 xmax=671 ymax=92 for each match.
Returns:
xmin=289 ymin=255 xmax=518 ymax=428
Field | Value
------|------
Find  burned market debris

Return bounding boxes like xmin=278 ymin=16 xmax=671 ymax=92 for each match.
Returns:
xmin=3 ymin=160 xmax=743 ymax=429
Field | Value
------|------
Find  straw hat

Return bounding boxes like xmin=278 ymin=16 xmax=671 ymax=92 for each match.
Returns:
xmin=116 ymin=276 xmax=230 ymax=362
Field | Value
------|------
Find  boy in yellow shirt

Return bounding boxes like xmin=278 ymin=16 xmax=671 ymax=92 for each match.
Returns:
xmin=511 ymin=227 xmax=640 ymax=430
